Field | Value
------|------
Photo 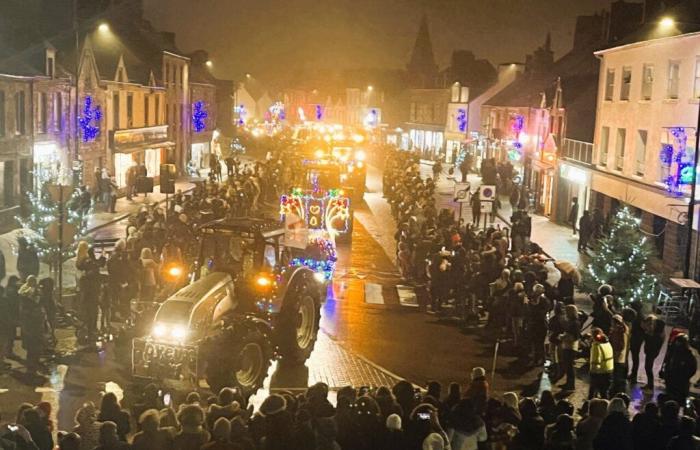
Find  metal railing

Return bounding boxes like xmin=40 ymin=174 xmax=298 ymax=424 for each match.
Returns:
xmin=561 ymin=138 xmax=593 ymax=164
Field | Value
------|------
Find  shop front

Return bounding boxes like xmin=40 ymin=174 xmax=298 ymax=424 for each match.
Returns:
xmin=553 ymin=161 xmax=591 ymax=225
xmin=408 ymin=126 xmax=444 ymax=160
xmin=110 ymin=125 xmax=173 ymax=189
xmin=191 ymin=130 xmax=214 ymax=170
xmin=32 ymin=141 xmax=64 ymax=187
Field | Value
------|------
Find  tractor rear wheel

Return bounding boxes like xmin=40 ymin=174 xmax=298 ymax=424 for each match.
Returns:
xmin=275 ymin=280 xmax=321 ymax=364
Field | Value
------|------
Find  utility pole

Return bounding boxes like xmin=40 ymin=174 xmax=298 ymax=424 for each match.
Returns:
xmin=73 ymin=0 xmax=81 ymax=177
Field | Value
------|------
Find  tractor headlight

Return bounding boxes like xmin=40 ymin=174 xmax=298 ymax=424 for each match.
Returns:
xmin=357 ymin=161 xmax=364 ymax=168
xmin=355 ymin=149 xmax=366 ymax=161
xmin=153 ymin=323 xmax=167 ymax=338
xmin=171 ymin=325 xmax=188 ymax=340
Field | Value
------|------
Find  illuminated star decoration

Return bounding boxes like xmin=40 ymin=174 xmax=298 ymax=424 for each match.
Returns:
xmin=192 ymin=101 xmax=208 ymax=133
xmin=456 ymin=108 xmax=467 ymax=132
xmin=79 ymin=96 xmax=102 ymax=142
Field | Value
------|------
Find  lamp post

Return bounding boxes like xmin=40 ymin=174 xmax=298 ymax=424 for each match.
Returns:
xmin=683 ymin=98 xmax=700 ymax=278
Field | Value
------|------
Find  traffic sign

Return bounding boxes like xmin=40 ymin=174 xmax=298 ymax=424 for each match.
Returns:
xmin=453 ymin=182 xmax=471 ymax=203
xmin=480 ymin=201 xmax=493 ymax=213
xmin=480 ymin=185 xmax=496 ymax=201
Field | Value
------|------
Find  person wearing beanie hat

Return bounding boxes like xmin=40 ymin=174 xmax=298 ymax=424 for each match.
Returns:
xmin=173 ymin=404 xmax=209 ymax=450
xmin=423 ymin=432 xmax=445 ymax=450
xmin=259 ymin=394 xmax=286 ymax=417
xmin=201 ymin=417 xmax=235 ymax=450
xmin=464 ymin=367 xmax=489 ymax=415
xmin=589 ymin=328 xmax=614 ymax=399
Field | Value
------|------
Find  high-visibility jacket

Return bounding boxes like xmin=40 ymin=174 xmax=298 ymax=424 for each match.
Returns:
xmin=590 ymin=341 xmax=614 ymax=374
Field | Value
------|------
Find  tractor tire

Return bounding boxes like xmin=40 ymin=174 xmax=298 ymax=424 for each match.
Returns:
xmin=275 ymin=280 xmax=321 ymax=365
xmin=204 ymin=322 xmax=272 ymax=397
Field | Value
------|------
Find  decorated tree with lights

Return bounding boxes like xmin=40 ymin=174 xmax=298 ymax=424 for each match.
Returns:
xmin=16 ymin=183 xmax=91 ymax=265
xmin=582 ymin=206 xmax=658 ymax=304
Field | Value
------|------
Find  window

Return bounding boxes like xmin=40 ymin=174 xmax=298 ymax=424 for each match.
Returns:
xmin=635 ymin=130 xmax=647 ymax=176
xmin=605 ymin=69 xmax=615 ymax=101
xmin=113 ymin=92 xmax=120 ymax=129
xmin=37 ymin=92 xmax=47 ymax=133
xmin=599 ymin=126 xmax=610 ymax=166
xmin=3 ymin=160 xmax=14 ymax=207
xmin=0 ymin=91 xmax=5 ymax=137
xmin=668 ymin=61 xmax=680 ymax=99
xmin=47 ymin=56 xmax=54 ymax=78
xmin=620 ymin=66 xmax=632 ymax=100
xmin=451 ymin=84 xmax=460 ymax=102
xmin=642 ymin=64 xmax=654 ymax=100
xmin=695 ymin=58 xmax=700 ymax=99
xmin=54 ymin=93 xmax=62 ymax=131
xmin=15 ymin=91 xmax=25 ymax=135
xmin=126 ymin=93 xmax=133 ymax=127
xmin=155 ymin=96 xmax=160 ymax=124
xmin=615 ymin=128 xmax=626 ymax=171
xmin=144 ymin=94 xmax=150 ymax=126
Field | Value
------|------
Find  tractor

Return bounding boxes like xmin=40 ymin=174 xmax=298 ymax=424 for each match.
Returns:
xmin=131 ymin=218 xmax=325 ymax=395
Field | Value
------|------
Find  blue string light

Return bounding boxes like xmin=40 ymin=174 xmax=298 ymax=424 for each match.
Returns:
xmin=79 ymin=96 xmax=101 ymax=142
xmin=456 ymin=108 xmax=467 ymax=132
xmin=315 ymin=104 xmax=323 ymax=120
xmin=192 ymin=101 xmax=208 ymax=133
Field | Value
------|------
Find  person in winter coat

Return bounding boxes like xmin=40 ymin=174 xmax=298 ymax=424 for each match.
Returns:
xmin=513 ymin=398 xmax=545 ymax=450
xmin=663 ymin=333 xmax=697 ymax=403
xmin=470 ymin=188 xmax=482 ymax=227
xmin=206 ymin=387 xmax=243 ymax=430
xmin=608 ymin=314 xmax=630 ymax=394
xmin=106 ymin=240 xmax=131 ymax=319
xmin=130 ymin=409 xmax=173 ymax=450
xmin=446 ymin=399 xmax=487 ymax=450
xmin=544 ymin=414 xmax=576 ymax=450
xmin=173 ymin=404 xmax=209 ymax=450
xmin=525 ymin=288 xmax=549 ymax=365
xmin=3 ymin=276 xmax=20 ymax=359
xmin=631 ymin=402 xmax=661 ymax=450
xmin=18 ymin=276 xmax=45 ymax=374
xmin=575 ymin=399 xmax=607 ymax=450
xmin=73 ymin=402 xmax=102 ymax=450
xmin=76 ymin=242 xmax=105 ymax=338
xmin=592 ymin=398 xmax=632 ymax=450
xmin=627 ymin=301 xmax=644 ymax=383
xmin=666 ymin=415 xmax=700 ymax=450
xmin=19 ymin=408 xmax=52 ymax=450
xmin=201 ymin=417 xmax=240 ymax=450
xmin=139 ymin=248 xmax=159 ymax=302
xmin=588 ymin=328 xmax=614 ymax=399
xmin=16 ymin=237 xmax=39 ymax=281
xmin=568 ymin=197 xmax=579 ymax=235
xmin=381 ymin=413 xmax=407 ymax=450
xmin=92 ymin=421 xmax=129 ymax=450
xmin=559 ymin=305 xmax=581 ymax=390
xmin=642 ymin=314 xmax=666 ymax=390
xmin=464 ymin=367 xmax=489 ymax=416
xmin=97 ymin=393 xmax=130 ymax=442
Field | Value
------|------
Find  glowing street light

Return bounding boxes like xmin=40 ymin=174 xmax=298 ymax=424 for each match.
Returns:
xmin=660 ymin=17 xmax=675 ymax=30
xmin=98 ymin=22 xmax=110 ymax=33
xmin=367 ymin=85 xmax=374 ymax=92
xmin=205 ymin=60 xmax=213 ymax=68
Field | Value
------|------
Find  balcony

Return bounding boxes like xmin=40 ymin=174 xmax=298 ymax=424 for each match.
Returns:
xmin=561 ymin=138 xmax=593 ymax=165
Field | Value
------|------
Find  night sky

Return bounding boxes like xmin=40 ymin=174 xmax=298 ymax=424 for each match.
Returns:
xmin=144 ymin=0 xmax=612 ymax=86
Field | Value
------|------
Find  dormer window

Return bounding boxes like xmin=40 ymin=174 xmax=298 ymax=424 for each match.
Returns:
xmin=45 ymin=47 xmax=56 ymax=78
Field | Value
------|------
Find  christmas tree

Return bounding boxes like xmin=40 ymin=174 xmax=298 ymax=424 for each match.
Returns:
xmin=582 ymin=206 xmax=658 ymax=304
xmin=16 ymin=183 xmax=91 ymax=264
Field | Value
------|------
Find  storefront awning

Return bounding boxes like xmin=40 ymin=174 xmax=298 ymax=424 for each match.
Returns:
xmin=110 ymin=125 xmax=174 ymax=153
xmin=112 ymin=140 xmax=175 ymax=154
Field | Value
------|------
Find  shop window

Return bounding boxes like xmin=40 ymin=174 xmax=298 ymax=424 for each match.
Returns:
xmin=15 ymin=91 xmax=25 ymax=135
xmin=614 ymin=128 xmax=626 ymax=171
xmin=114 ymin=153 xmax=134 ymax=187
xmin=667 ymin=60 xmax=680 ymax=99
xmin=620 ymin=67 xmax=631 ymax=101
xmin=145 ymin=149 xmax=161 ymax=178
xmin=0 ymin=90 xmax=5 ymax=137
xmin=598 ymin=126 xmax=609 ymax=166
xmin=604 ymin=69 xmax=615 ymax=101
xmin=642 ymin=64 xmax=654 ymax=100
xmin=3 ymin=161 xmax=14 ymax=207
xmin=635 ymin=129 xmax=647 ymax=176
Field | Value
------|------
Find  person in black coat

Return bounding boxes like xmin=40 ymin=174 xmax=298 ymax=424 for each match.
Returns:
xmin=514 ymin=398 xmax=545 ymax=450
xmin=631 ymin=402 xmax=661 ymax=450
xmin=578 ymin=211 xmax=592 ymax=252
xmin=627 ymin=301 xmax=644 ymax=383
xmin=662 ymin=334 xmax=697 ymax=403
xmin=16 ymin=238 xmax=39 ymax=282
xmin=593 ymin=398 xmax=632 ymax=450
xmin=568 ymin=197 xmax=579 ymax=235
xmin=98 ymin=393 xmax=131 ymax=442
xmin=642 ymin=314 xmax=666 ymax=390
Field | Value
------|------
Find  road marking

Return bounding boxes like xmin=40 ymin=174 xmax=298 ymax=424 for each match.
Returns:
xmin=364 ymin=282 xmax=384 ymax=304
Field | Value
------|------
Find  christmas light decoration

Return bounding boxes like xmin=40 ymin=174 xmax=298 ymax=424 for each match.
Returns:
xmin=582 ymin=206 xmax=657 ymax=304
xmin=315 ymin=104 xmax=323 ymax=121
xmin=79 ymin=96 xmax=101 ymax=142
xmin=192 ymin=101 xmax=208 ymax=133
xmin=456 ymin=108 xmax=467 ymax=132
xmin=279 ymin=189 xmax=350 ymax=235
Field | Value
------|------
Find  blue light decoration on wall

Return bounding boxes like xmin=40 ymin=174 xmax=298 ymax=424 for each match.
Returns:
xmin=507 ymin=113 xmax=525 ymax=161
xmin=659 ymin=143 xmax=674 ymax=165
xmin=234 ymin=104 xmax=247 ymax=125
xmin=192 ymin=101 xmax=208 ymax=133
xmin=456 ymin=108 xmax=467 ymax=132
xmin=315 ymin=104 xmax=323 ymax=120
xmin=78 ymin=96 xmax=102 ymax=142
xmin=663 ymin=127 xmax=691 ymax=195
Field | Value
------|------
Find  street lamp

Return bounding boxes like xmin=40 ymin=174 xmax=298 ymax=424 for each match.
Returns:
xmin=660 ymin=16 xmax=676 ymax=30
xmin=98 ymin=22 xmax=110 ymax=33
xmin=205 ymin=60 xmax=213 ymax=68
xmin=367 ymin=85 xmax=373 ymax=92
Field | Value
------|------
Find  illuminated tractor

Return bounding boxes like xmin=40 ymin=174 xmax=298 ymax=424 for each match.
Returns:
xmin=280 ymin=185 xmax=353 ymax=246
xmin=131 ymin=218 xmax=324 ymax=396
